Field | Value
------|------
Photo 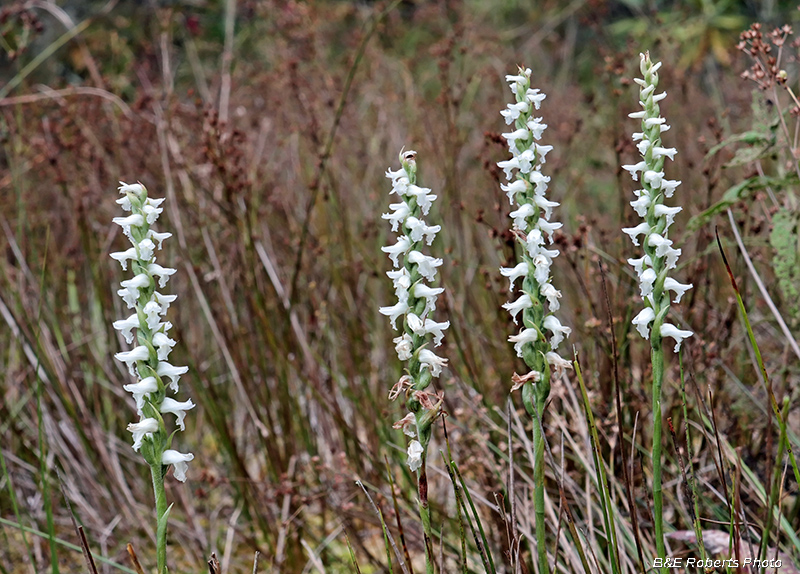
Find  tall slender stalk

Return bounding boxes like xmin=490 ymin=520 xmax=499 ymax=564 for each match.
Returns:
xmin=149 ymin=463 xmax=169 ymax=573
xmin=381 ymin=150 xmax=449 ymax=573
xmin=111 ymin=182 xmax=193 ymax=574
xmin=621 ymin=53 xmax=694 ymax=566
xmin=498 ymin=67 xmax=572 ymax=574
xmin=650 ymin=341 xmax=666 ymax=561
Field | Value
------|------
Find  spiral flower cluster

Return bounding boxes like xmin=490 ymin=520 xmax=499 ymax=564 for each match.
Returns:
xmin=112 ymin=182 xmax=194 ymax=482
xmin=380 ymin=150 xmax=448 ymax=471
xmin=621 ymin=53 xmax=693 ymax=352
xmin=499 ymin=68 xmax=571 ymax=399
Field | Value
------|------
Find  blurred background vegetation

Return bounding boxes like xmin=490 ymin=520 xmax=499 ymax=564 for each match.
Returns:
xmin=2 ymin=0 xmax=800 ymax=572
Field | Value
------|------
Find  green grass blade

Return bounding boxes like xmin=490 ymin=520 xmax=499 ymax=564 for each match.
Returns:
xmin=573 ymin=355 xmax=621 ymax=574
xmin=452 ymin=462 xmax=496 ymax=574
xmin=0 ymin=517 xmax=138 ymax=574
xmin=716 ymin=230 xmax=800 ymax=489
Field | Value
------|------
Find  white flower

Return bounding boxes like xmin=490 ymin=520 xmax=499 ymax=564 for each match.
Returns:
xmin=393 ymin=413 xmax=416 ymax=437
xmin=413 ymin=283 xmax=444 ymax=313
xmin=628 ymin=255 xmax=651 ymax=276
xmin=543 ymin=315 xmax=571 ymax=349
xmin=387 ymin=268 xmax=411 ymax=298
xmin=407 ymin=313 xmax=449 ymax=346
xmin=118 ymin=181 xmax=146 ymax=196
xmin=509 ymin=203 xmax=536 ymax=230
xmin=115 ymin=346 xmax=149 ymax=376
xmin=500 ymin=100 xmax=529 ymax=124
xmin=406 ymin=185 xmax=436 ymax=215
xmin=382 ymin=202 xmax=411 ymax=232
xmin=632 ymin=307 xmax=655 ymax=339
xmin=660 ymin=323 xmax=693 ymax=352
xmin=123 ymin=376 xmax=158 ymax=412
xmin=622 ymin=222 xmax=650 ymax=246
xmin=154 ymin=292 xmax=177 ymax=314
xmin=647 ymin=233 xmax=674 ymax=259
xmin=160 ymin=397 xmax=196 ymax=431
xmin=526 ymin=88 xmax=546 ymax=109
xmin=622 ymin=161 xmax=647 ymax=180
xmin=500 ymin=262 xmax=528 ymax=291
xmin=664 ymin=277 xmax=693 ymax=303
xmin=533 ymin=194 xmax=559 ymax=220
xmin=499 ymin=73 xmax=570 ymax=404
xmin=141 ymin=203 xmax=163 ymax=225
xmin=386 ymin=166 xmax=408 ymax=183
xmin=537 ymin=218 xmax=562 ymax=242
xmin=540 ymin=282 xmax=561 ymax=311
xmin=381 ymin=236 xmax=411 ymax=267
xmin=379 ymin=299 xmax=409 ymax=329
xmin=501 ymin=179 xmax=529 ymax=204
xmin=137 ymin=238 xmax=155 ymax=261
xmin=654 ymin=204 xmax=681 ymax=228
xmin=502 ymin=293 xmax=532 ymax=324
xmin=532 ymin=254 xmax=552 ymax=284
xmin=545 ymin=351 xmax=572 ymax=377
xmin=528 ymin=170 xmax=550 ymax=192
xmin=502 ymin=127 xmax=529 ymax=143
xmin=407 ymin=251 xmax=442 ymax=281
xmin=505 ymin=69 xmax=530 ymax=87
xmin=112 ymin=213 xmax=144 ymax=240
xmin=162 ymin=449 xmax=194 ymax=482
xmin=113 ymin=314 xmax=139 ymax=344
xmin=527 ymin=118 xmax=547 ymax=140
xmin=405 ymin=216 xmax=441 ymax=245
xmin=534 ymin=143 xmax=553 ymax=162
xmin=148 ymin=230 xmax=172 ymax=249
xmin=118 ymin=274 xmax=150 ymax=308
xmin=498 ymin=157 xmax=522 ymax=181
xmin=419 ymin=349 xmax=448 ymax=377
xmin=407 ymin=440 xmax=424 ymax=472
xmin=639 ymin=268 xmax=657 ymax=298
xmin=643 ymin=170 xmax=663 ymax=189
xmin=623 ymin=53 xmax=692 ymax=349
xmin=630 ymin=194 xmax=651 ymax=217
xmin=502 ymin=128 xmax=530 ymax=154
xmin=516 ymin=149 xmax=536 ymax=173
xmin=652 ymin=146 xmax=677 ymax=160
xmin=663 ymin=246 xmax=682 ymax=270
xmin=143 ymin=300 xmax=163 ymax=330
xmin=153 ymin=331 xmax=176 ymax=361
xmin=393 ymin=333 xmax=413 ymax=361
xmin=661 ymin=179 xmax=680 ymax=197
xmin=148 ymin=263 xmax=176 ymax=288
xmin=157 ymin=361 xmax=188 ymax=392
xmin=508 ymin=328 xmax=538 ymax=358
xmin=128 ymin=418 xmax=159 ymax=451
xmin=110 ymin=247 xmax=138 ymax=270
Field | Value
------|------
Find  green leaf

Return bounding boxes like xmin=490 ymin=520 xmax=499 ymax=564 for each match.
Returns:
xmin=770 ymin=207 xmax=800 ymax=323
xmin=688 ymin=175 xmax=795 ymax=230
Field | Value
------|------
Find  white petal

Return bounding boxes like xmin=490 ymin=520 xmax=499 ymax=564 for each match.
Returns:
xmin=632 ymin=307 xmax=655 ymax=339
xmin=407 ymin=440 xmax=423 ymax=472
xmin=161 ymin=449 xmax=194 ymax=482
xmin=660 ymin=323 xmax=693 ymax=352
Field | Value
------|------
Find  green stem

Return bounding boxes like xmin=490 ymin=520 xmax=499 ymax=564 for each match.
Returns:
xmin=532 ymin=402 xmax=548 ymax=574
xmin=651 ymin=339 xmax=667 ymax=572
xmin=150 ymin=462 xmax=168 ymax=574
xmin=523 ymin=383 xmax=549 ymax=574
xmin=418 ymin=451 xmax=435 ymax=574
